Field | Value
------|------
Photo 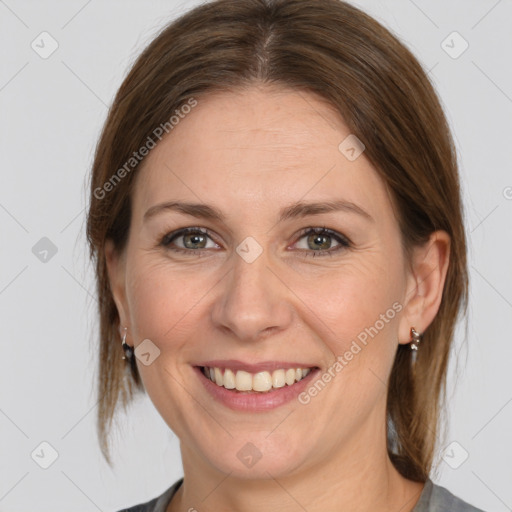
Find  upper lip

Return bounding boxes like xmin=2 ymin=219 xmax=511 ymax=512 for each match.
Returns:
xmin=195 ymin=359 xmax=318 ymax=373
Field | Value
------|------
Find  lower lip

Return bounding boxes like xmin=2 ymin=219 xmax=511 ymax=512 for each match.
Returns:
xmin=193 ymin=366 xmax=320 ymax=412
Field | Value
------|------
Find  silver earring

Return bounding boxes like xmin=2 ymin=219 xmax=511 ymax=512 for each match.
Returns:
xmin=121 ymin=327 xmax=134 ymax=361
xmin=410 ymin=327 xmax=422 ymax=351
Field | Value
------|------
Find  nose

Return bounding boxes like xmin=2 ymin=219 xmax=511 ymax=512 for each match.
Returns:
xmin=210 ymin=248 xmax=294 ymax=343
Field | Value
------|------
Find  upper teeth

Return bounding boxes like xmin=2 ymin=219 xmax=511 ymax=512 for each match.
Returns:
xmin=203 ymin=366 xmax=312 ymax=392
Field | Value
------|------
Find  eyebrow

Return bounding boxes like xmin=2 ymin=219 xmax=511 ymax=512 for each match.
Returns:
xmin=143 ymin=199 xmax=373 ymax=223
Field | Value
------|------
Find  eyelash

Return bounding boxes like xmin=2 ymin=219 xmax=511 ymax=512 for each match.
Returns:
xmin=160 ymin=226 xmax=351 ymax=258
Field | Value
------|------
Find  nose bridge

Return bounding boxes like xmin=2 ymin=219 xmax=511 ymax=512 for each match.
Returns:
xmin=211 ymin=244 xmax=292 ymax=342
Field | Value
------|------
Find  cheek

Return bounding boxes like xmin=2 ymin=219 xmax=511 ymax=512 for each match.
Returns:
xmin=297 ymin=251 xmax=404 ymax=352
xmin=299 ymin=258 xmax=405 ymax=411
xmin=122 ymin=258 xmax=214 ymax=430
xmin=124 ymin=257 xmax=209 ymax=346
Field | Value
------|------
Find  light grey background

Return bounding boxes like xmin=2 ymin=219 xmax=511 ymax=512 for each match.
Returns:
xmin=1 ymin=1 xmax=511 ymax=511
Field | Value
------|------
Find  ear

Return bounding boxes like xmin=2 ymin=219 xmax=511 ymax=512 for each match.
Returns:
xmin=105 ymin=239 xmax=130 ymax=337
xmin=398 ymin=230 xmax=451 ymax=345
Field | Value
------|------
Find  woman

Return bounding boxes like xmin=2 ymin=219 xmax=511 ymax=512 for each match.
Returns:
xmin=86 ymin=0 xmax=484 ymax=510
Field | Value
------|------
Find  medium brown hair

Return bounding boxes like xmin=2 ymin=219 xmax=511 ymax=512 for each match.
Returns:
xmin=86 ymin=0 xmax=468 ymax=480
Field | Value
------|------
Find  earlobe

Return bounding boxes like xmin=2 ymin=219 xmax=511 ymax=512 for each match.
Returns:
xmin=398 ymin=230 xmax=451 ymax=345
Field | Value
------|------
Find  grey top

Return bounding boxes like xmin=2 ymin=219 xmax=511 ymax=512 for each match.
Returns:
xmin=116 ymin=477 xmax=485 ymax=512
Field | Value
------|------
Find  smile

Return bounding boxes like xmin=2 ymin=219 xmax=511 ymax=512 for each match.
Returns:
xmin=201 ymin=366 xmax=312 ymax=392
xmin=193 ymin=361 xmax=320 ymax=411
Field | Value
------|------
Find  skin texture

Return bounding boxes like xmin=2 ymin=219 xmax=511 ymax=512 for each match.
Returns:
xmin=106 ymin=85 xmax=450 ymax=512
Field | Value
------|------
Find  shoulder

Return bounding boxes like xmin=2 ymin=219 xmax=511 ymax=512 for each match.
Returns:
xmin=414 ymin=479 xmax=486 ymax=512
xmin=115 ymin=478 xmax=183 ymax=512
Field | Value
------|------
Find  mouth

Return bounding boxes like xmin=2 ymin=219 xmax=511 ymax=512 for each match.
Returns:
xmin=198 ymin=365 xmax=315 ymax=393
xmin=192 ymin=361 xmax=320 ymax=411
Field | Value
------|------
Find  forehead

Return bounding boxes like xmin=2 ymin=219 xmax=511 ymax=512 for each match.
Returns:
xmin=132 ymin=85 xmax=391 ymax=222
xmin=158 ymin=86 xmax=350 ymax=166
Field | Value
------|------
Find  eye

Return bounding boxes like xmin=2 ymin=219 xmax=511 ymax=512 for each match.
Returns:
xmin=160 ymin=227 xmax=219 ymax=253
xmin=293 ymin=227 xmax=350 ymax=257
xmin=159 ymin=226 xmax=350 ymax=257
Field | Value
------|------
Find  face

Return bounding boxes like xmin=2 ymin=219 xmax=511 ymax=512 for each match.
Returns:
xmin=107 ymin=85 xmax=430 ymax=480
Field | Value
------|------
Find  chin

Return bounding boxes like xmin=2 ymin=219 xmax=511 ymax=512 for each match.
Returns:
xmin=198 ymin=433 xmax=310 ymax=480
